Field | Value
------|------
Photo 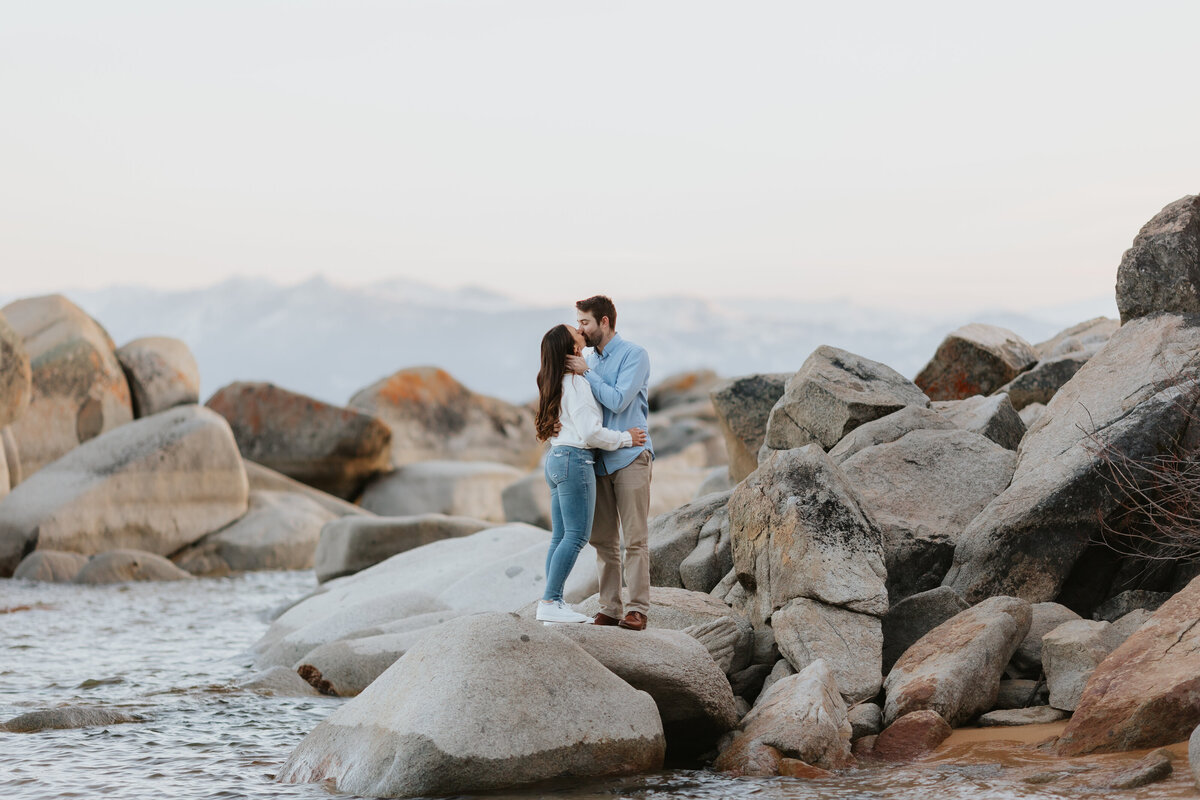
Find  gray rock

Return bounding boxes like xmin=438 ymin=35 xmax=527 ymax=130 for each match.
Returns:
xmin=1018 ymin=402 xmax=1046 ymax=428
xmin=828 ymin=406 xmax=955 ymax=465
xmin=678 ymin=503 xmax=733 ymax=594
xmin=650 ymin=369 xmax=723 ymax=412
xmin=649 ymin=490 xmax=732 ymax=590
xmin=977 ymin=707 xmax=1069 ymax=727
xmin=13 ymin=550 xmax=88 ymax=582
xmin=773 ymin=597 xmax=883 ymax=704
xmin=1093 ymin=589 xmax=1172 ymax=621
xmin=765 ymin=346 xmax=929 ymax=452
xmin=996 ymin=353 xmax=1091 ymax=411
xmin=348 ymin=366 xmax=541 ymax=470
xmin=840 ymin=429 xmax=1016 ymax=601
xmin=729 ymin=664 xmax=773 ymax=699
xmin=1034 ymin=317 xmax=1119 ymax=359
xmin=848 ymin=702 xmax=883 ymax=740
xmin=915 ymin=323 xmax=1038 ymax=401
xmin=1106 ymin=748 xmax=1175 ymax=789
xmin=881 ymin=586 xmax=969 ymax=673
xmin=945 ymin=314 xmax=1200 ymax=603
xmin=729 ymin=445 xmax=887 ymax=625
xmin=883 ymin=596 xmax=1032 ymax=726
xmin=74 ymin=549 xmax=195 ymax=584
xmin=2 ymin=706 xmax=146 ymax=732
xmin=296 ymin=625 xmax=445 ymax=696
xmin=115 ymin=336 xmax=200 ymax=417
xmin=553 ymin=625 xmax=739 ymax=756
xmin=1009 ymin=602 xmax=1081 ymax=677
xmin=173 ymin=490 xmax=337 ymax=576
xmin=710 ymin=373 xmax=789 ymax=483
xmin=237 ymin=666 xmax=321 ymax=697
xmin=0 ymin=405 xmax=248 ymax=577
xmin=760 ymin=659 xmax=797 ymax=699
xmin=714 ymin=660 xmax=853 ymax=773
xmin=1115 ymin=194 xmax=1200 ymax=322
xmin=207 ymin=381 xmax=392 ymax=500
xmin=1111 ymin=608 xmax=1153 ymax=639
xmin=681 ymin=616 xmax=746 ymax=675
xmin=243 ymin=459 xmax=371 ymax=519
xmin=313 ymin=513 xmax=491 ymax=583
xmin=995 ymin=679 xmax=1048 ymax=709
xmin=2 ymin=295 xmax=133 ymax=477
xmin=359 ymin=460 xmax=524 ymax=522
xmin=500 ymin=471 xmax=551 ymax=529
xmin=651 ymin=416 xmax=723 ymax=461
xmin=0 ymin=312 xmax=31 ymax=430
xmin=931 ymin=393 xmax=1026 ymax=451
xmin=277 ymin=613 xmax=665 ymax=797
xmin=1042 ymin=619 xmax=1125 ymax=711
xmin=695 ymin=466 xmax=734 ymax=498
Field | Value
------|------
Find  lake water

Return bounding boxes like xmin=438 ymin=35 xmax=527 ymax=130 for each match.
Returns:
xmin=2 ymin=572 xmax=1195 ymax=800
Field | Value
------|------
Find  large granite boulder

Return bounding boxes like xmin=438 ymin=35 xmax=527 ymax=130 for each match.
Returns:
xmin=114 ymin=336 xmax=200 ymax=417
xmin=765 ymin=346 xmax=929 ymax=452
xmin=313 ymin=513 xmax=492 ymax=583
xmin=1055 ymin=574 xmax=1200 ymax=755
xmin=359 ymin=461 xmax=523 ymax=522
xmin=500 ymin=471 xmax=551 ymax=529
xmin=1009 ymin=602 xmax=1082 ymax=677
xmin=0 ymin=312 xmax=31 ymax=429
xmin=348 ymin=366 xmax=540 ymax=469
xmin=207 ymin=381 xmax=392 ymax=500
xmin=2 ymin=294 xmax=133 ymax=476
xmin=714 ymin=660 xmax=853 ymax=775
xmin=648 ymin=490 xmax=732 ymax=591
xmin=277 ymin=613 xmax=665 ymax=797
xmin=710 ymin=373 xmax=788 ymax=482
xmin=1115 ymin=195 xmax=1200 ymax=322
xmin=773 ymin=598 xmax=882 ymax=703
xmin=242 ymin=459 xmax=372 ymax=518
xmin=172 ymin=490 xmax=338 ymax=576
xmin=914 ymin=323 xmax=1037 ymax=401
xmin=840 ymin=429 xmax=1016 ymax=601
xmin=996 ymin=353 xmax=1092 ymax=411
xmin=945 ymin=313 xmax=1200 ymax=604
xmin=881 ymin=586 xmax=970 ymax=673
xmin=883 ymin=596 xmax=1031 ymax=726
xmin=74 ymin=549 xmax=195 ymax=584
xmin=931 ymin=393 xmax=1026 ymax=451
xmin=827 ymin=406 xmax=955 ymax=464
xmin=0 ymin=405 xmax=248 ymax=576
xmin=1042 ymin=619 xmax=1125 ymax=711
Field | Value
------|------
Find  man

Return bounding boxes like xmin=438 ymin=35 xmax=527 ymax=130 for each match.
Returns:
xmin=566 ymin=295 xmax=654 ymax=631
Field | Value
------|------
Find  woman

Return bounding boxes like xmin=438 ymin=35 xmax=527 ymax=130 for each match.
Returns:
xmin=534 ymin=324 xmax=646 ymax=624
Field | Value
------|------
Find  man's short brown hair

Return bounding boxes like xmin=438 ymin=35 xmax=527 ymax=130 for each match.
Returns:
xmin=576 ymin=295 xmax=617 ymax=329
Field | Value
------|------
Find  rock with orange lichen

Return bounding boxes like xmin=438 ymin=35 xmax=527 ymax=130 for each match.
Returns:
xmin=1054 ymin=574 xmax=1200 ymax=756
xmin=207 ymin=381 xmax=392 ymax=500
xmin=115 ymin=336 xmax=200 ymax=417
xmin=1 ymin=294 xmax=133 ymax=477
xmin=348 ymin=366 xmax=539 ymax=469
xmin=914 ymin=323 xmax=1037 ymax=401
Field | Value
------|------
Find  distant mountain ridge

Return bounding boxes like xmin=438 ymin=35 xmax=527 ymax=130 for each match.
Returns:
xmin=1 ymin=278 xmax=1119 ymax=406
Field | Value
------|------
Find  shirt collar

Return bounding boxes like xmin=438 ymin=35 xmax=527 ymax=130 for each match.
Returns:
xmin=596 ymin=332 xmax=623 ymax=359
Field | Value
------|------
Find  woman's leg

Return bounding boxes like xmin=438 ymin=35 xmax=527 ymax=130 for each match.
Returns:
xmin=542 ymin=450 xmax=597 ymax=603
xmin=542 ymin=450 xmax=568 ymax=602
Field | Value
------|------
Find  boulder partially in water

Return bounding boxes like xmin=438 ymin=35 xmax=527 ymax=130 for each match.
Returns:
xmin=13 ymin=550 xmax=89 ymax=582
xmin=1 ymin=706 xmax=146 ymax=733
xmin=74 ymin=549 xmax=195 ymax=584
xmin=277 ymin=613 xmax=664 ymax=797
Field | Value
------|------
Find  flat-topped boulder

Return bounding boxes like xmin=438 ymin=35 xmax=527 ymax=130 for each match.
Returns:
xmin=0 ymin=405 xmax=248 ymax=577
xmin=0 ymin=312 xmax=31 ymax=430
xmin=207 ymin=381 xmax=392 ymax=500
xmin=277 ymin=613 xmax=665 ymax=797
xmin=358 ymin=460 xmax=523 ymax=522
xmin=827 ymin=406 xmax=955 ymax=465
xmin=2 ymin=294 xmax=133 ymax=476
xmin=115 ymin=336 xmax=200 ymax=417
xmin=1115 ymin=195 xmax=1200 ymax=322
xmin=313 ymin=513 xmax=492 ymax=583
xmin=348 ymin=366 xmax=540 ymax=469
xmin=765 ymin=346 xmax=929 ymax=452
xmin=914 ymin=323 xmax=1037 ymax=401
xmin=710 ymin=373 xmax=789 ymax=482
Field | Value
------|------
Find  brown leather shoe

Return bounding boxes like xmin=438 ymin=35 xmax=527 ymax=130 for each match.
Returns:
xmin=592 ymin=612 xmax=621 ymax=626
xmin=618 ymin=611 xmax=648 ymax=631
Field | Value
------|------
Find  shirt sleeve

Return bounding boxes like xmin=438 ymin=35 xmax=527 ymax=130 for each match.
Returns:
xmin=584 ymin=346 xmax=650 ymax=414
xmin=564 ymin=376 xmax=632 ymax=451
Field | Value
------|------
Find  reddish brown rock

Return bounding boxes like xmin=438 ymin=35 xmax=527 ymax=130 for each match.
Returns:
xmin=872 ymin=710 xmax=952 ymax=761
xmin=915 ymin=323 xmax=1037 ymax=401
xmin=778 ymin=759 xmax=834 ymax=779
xmin=207 ymin=382 xmax=391 ymax=500
xmin=348 ymin=366 xmax=539 ymax=469
xmin=1055 ymin=575 xmax=1200 ymax=755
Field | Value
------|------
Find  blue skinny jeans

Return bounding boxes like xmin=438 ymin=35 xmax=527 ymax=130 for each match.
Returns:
xmin=542 ymin=445 xmax=596 ymax=603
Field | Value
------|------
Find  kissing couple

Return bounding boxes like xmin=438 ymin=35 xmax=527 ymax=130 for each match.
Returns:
xmin=532 ymin=295 xmax=654 ymax=631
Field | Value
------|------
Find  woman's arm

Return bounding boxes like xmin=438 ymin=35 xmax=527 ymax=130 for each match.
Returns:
xmin=563 ymin=376 xmax=633 ymax=451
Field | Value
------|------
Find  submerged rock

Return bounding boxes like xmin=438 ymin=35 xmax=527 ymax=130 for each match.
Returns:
xmin=2 ymin=706 xmax=146 ymax=733
xmin=872 ymin=710 xmax=951 ymax=761
xmin=13 ymin=550 xmax=89 ymax=582
xmin=74 ymin=550 xmax=195 ymax=584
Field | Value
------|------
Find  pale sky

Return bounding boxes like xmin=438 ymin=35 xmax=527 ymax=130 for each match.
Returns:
xmin=2 ymin=1 xmax=1197 ymax=311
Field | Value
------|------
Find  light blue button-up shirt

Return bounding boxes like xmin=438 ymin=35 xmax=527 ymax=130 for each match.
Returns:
xmin=584 ymin=332 xmax=654 ymax=475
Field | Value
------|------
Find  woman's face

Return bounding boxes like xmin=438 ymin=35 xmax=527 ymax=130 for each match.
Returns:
xmin=569 ymin=326 xmax=585 ymax=356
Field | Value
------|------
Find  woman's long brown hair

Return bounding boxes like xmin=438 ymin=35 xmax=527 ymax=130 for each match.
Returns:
xmin=535 ymin=324 xmax=575 ymax=442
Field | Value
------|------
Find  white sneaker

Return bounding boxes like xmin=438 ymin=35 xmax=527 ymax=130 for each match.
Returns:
xmin=536 ymin=600 xmax=590 ymax=624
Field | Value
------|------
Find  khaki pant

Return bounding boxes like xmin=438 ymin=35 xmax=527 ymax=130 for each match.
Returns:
xmin=590 ymin=450 xmax=653 ymax=617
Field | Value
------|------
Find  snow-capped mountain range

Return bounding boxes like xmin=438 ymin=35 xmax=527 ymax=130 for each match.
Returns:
xmin=2 ymin=277 xmax=1119 ymax=406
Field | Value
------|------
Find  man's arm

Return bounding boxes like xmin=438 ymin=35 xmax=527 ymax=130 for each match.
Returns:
xmin=584 ymin=348 xmax=650 ymax=414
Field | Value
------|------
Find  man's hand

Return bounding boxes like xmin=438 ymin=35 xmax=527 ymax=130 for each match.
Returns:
xmin=565 ymin=355 xmax=588 ymax=375
xmin=627 ymin=427 xmax=647 ymax=446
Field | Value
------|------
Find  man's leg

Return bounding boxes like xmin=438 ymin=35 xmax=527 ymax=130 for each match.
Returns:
xmin=613 ymin=451 xmax=653 ymax=616
xmin=590 ymin=471 xmax=624 ymax=619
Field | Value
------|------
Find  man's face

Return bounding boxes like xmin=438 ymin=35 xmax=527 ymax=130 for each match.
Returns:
xmin=576 ymin=311 xmax=604 ymax=348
